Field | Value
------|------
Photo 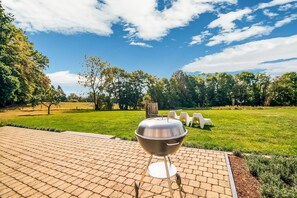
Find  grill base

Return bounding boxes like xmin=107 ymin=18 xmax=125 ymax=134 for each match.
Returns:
xmin=135 ymin=155 xmax=185 ymax=198
xmin=148 ymin=162 xmax=177 ymax=179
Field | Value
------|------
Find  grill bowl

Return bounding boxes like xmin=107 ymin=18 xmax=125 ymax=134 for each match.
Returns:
xmin=135 ymin=118 xmax=187 ymax=156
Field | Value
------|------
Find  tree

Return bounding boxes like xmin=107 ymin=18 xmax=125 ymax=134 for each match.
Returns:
xmin=235 ymin=72 xmax=256 ymax=105
xmin=57 ymin=85 xmax=67 ymax=102
xmin=216 ymin=73 xmax=234 ymax=106
xmin=254 ymin=73 xmax=270 ymax=106
xmin=147 ymin=78 xmax=169 ymax=109
xmin=103 ymin=67 xmax=126 ymax=110
xmin=41 ymin=86 xmax=63 ymax=115
xmin=128 ymin=70 xmax=150 ymax=109
xmin=269 ymin=72 xmax=297 ymax=106
xmin=67 ymin=93 xmax=80 ymax=102
xmin=0 ymin=63 xmax=19 ymax=107
xmin=195 ymin=75 xmax=207 ymax=107
xmin=78 ymin=56 xmax=109 ymax=110
xmin=0 ymin=3 xmax=50 ymax=107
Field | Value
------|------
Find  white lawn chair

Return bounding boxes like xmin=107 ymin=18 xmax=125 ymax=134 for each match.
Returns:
xmin=193 ymin=113 xmax=213 ymax=129
xmin=168 ymin=111 xmax=179 ymax=119
xmin=190 ymin=113 xmax=200 ymax=127
xmin=179 ymin=112 xmax=192 ymax=126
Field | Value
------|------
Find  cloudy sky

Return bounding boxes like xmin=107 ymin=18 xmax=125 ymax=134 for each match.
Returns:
xmin=2 ymin=0 xmax=297 ymax=94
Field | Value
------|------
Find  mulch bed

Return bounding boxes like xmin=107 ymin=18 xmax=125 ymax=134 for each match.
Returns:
xmin=229 ymin=155 xmax=262 ymax=198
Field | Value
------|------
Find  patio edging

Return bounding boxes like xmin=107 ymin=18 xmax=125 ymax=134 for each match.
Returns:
xmin=224 ymin=152 xmax=238 ymax=198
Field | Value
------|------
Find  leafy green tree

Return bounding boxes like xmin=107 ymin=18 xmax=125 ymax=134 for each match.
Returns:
xmin=205 ymin=74 xmax=218 ymax=106
xmin=166 ymin=77 xmax=181 ymax=109
xmin=269 ymin=72 xmax=297 ymax=106
xmin=78 ymin=56 xmax=109 ymax=110
xmin=67 ymin=93 xmax=80 ymax=102
xmin=103 ymin=67 xmax=126 ymax=110
xmin=128 ymin=70 xmax=150 ymax=109
xmin=147 ymin=78 xmax=169 ymax=109
xmin=0 ymin=63 xmax=19 ymax=107
xmin=168 ymin=71 xmax=196 ymax=108
xmin=41 ymin=86 xmax=63 ymax=115
xmin=216 ymin=73 xmax=234 ymax=106
xmin=235 ymin=72 xmax=256 ymax=105
xmin=195 ymin=75 xmax=207 ymax=107
xmin=57 ymin=85 xmax=67 ymax=102
xmin=254 ymin=74 xmax=270 ymax=106
xmin=0 ymin=3 xmax=50 ymax=106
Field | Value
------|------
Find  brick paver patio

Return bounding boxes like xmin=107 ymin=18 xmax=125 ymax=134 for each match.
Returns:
xmin=0 ymin=126 xmax=233 ymax=198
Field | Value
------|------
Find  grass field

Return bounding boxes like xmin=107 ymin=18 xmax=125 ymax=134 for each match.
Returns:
xmin=0 ymin=106 xmax=296 ymax=155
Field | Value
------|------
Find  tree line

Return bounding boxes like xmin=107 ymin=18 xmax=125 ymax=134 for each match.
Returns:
xmin=78 ymin=56 xmax=297 ymax=110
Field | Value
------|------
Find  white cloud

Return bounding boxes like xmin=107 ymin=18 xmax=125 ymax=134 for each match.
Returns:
xmin=47 ymin=71 xmax=79 ymax=86
xmin=207 ymin=14 xmax=297 ymax=46
xmin=182 ymin=34 xmax=297 ymax=76
xmin=189 ymin=31 xmax=211 ymax=46
xmin=275 ymin=14 xmax=297 ymax=27
xmin=2 ymin=0 xmax=236 ymax=41
xmin=208 ymin=8 xmax=252 ymax=32
xmin=104 ymin=0 xmax=234 ymax=40
xmin=189 ymin=35 xmax=203 ymax=46
xmin=129 ymin=41 xmax=152 ymax=48
xmin=263 ymin=9 xmax=278 ymax=17
xmin=207 ymin=25 xmax=273 ymax=46
xmin=246 ymin=15 xmax=255 ymax=21
xmin=2 ymin=0 xmax=116 ymax=35
xmin=47 ymin=71 xmax=84 ymax=95
xmin=257 ymin=0 xmax=297 ymax=9
xmin=278 ymin=3 xmax=297 ymax=10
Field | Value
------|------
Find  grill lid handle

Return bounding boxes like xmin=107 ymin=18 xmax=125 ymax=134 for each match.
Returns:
xmin=166 ymin=142 xmax=180 ymax=146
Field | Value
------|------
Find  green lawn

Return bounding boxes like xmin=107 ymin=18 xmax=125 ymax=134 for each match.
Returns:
xmin=1 ymin=108 xmax=297 ymax=155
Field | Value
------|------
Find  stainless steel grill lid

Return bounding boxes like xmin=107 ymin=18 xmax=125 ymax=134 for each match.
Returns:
xmin=136 ymin=117 xmax=186 ymax=139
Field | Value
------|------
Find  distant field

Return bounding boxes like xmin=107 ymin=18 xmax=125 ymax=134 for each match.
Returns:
xmin=22 ymin=102 xmax=94 ymax=110
xmin=0 ymin=106 xmax=296 ymax=155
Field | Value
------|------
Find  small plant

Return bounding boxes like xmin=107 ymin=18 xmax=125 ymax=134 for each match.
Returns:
xmin=246 ymin=154 xmax=297 ymax=197
xmin=121 ymin=137 xmax=128 ymax=140
xmin=233 ymin=149 xmax=243 ymax=157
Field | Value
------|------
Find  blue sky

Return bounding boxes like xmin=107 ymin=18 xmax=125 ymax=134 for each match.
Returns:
xmin=3 ymin=0 xmax=297 ymax=94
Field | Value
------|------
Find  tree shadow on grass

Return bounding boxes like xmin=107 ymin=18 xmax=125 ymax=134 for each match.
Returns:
xmin=65 ymin=109 xmax=95 ymax=114
xmin=18 ymin=114 xmax=49 ymax=117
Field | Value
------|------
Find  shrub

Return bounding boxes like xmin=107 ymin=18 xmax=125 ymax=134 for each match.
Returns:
xmin=232 ymin=149 xmax=243 ymax=157
xmin=0 ymin=122 xmax=5 ymax=127
xmin=121 ymin=137 xmax=128 ymax=140
xmin=246 ymin=154 xmax=297 ymax=197
xmin=131 ymin=136 xmax=137 ymax=141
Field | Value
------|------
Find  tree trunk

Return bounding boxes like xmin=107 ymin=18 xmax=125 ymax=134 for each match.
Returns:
xmin=48 ymin=104 xmax=52 ymax=115
xmin=92 ymin=89 xmax=98 ymax=110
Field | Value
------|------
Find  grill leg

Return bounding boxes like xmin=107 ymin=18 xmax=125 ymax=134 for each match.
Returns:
xmin=135 ymin=182 xmax=139 ymax=198
xmin=139 ymin=155 xmax=153 ymax=186
xmin=168 ymin=155 xmax=172 ymax=165
xmin=164 ymin=156 xmax=174 ymax=198
xmin=176 ymin=173 xmax=184 ymax=198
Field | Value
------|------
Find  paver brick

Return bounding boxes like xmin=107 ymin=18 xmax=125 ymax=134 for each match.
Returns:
xmin=193 ymin=188 xmax=206 ymax=196
xmin=78 ymin=190 xmax=93 ymax=198
xmin=0 ymin=126 xmax=233 ymax=198
xmin=101 ymin=188 xmax=114 ymax=196
xmin=212 ymin=185 xmax=225 ymax=194
xmin=207 ymin=191 xmax=220 ymax=198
